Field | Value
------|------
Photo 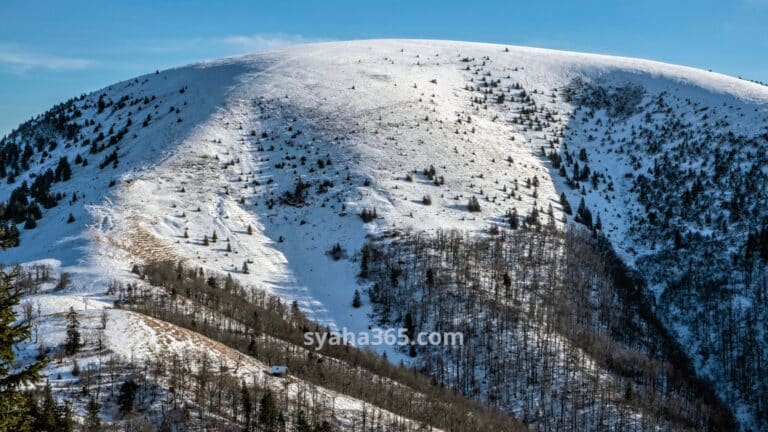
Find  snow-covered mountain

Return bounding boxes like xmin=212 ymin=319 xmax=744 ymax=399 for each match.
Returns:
xmin=2 ymin=39 xmax=768 ymax=430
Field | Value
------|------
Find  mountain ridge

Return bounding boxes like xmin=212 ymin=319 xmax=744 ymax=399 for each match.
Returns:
xmin=2 ymin=39 xmax=767 ymax=430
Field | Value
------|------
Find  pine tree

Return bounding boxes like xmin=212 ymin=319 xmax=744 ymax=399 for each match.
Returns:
xmin=64 ymin=307 xmax=80 ymax=355
xmin=579 ymin=148 xmax=589 ymax=163
xmin=526 ymin=207 xmax=540 ymax=226
xmin=507 ymin=208 xmax=519 ymax=229
xmin=55 ymin=157 xmax=72 ymax=182
xmin=0 ymin=223 xmax=20 ymax=248
xmin=467 ymin=196 xmax=481 ymax=212
xmin=674 ymin=229 xmax=684 ymax=249
xmin=0 ymin=269 xmax=45 ymax=431
xmin=359 ymin=245 xmax=370 ymax=278
xmin=575 ymin=198 xmax=593 ymax=229
xmin=560 ymin=192 xmax=573 ymax=215
xmin=117 ymin=379 xmax=138 ymax=415
xmin=295 ymin=410 xmax=312 ymax=432
xmin=258 ymin=390 xmax=279 ymax=429
xmin=404 ymin=313 xmax=416 ymax=340
xmin=39 ymin=382 xmax=58 ymax=430
xmin=240 ymin=381 xmax=252 ymax=430
xmin=66 ymin=213 xmax=75 ymax=224
xmin=33 ymin=382 xmax=73 ymax=432
xmin=352 ymin=289 xmax=362 ymax=308
xmin=24 ymin=215 xmax=36 ymax=230
xmin=83 ymin=395 xmax=101 ymax=432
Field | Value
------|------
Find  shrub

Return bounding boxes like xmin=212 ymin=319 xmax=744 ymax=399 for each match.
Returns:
xmin=467 ymin=196 xmax=481 ymax=212
xmin=328 ymin=243 xmax=344 ymax=260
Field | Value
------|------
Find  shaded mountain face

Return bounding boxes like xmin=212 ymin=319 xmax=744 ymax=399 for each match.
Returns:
xmin=2 ymin=40 xmax=767 ymax=430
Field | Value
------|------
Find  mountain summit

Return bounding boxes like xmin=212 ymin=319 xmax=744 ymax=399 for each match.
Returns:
xmin=2 ymin=40 xmax=767 ymax=430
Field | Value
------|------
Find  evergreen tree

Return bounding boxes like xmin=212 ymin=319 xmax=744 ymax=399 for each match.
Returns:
xmin=33 ymin=382 xmax=74 ymax=432
xmin=83 ymin=395 xmax=101 ymax=432
xmin=404 ymin=312 xmax=416 ymax=340
xmin=39 ymin=383 xmax=58 ymax=431
xmin=359 ymin=245 xmax=370 ymax=278
xmin=0 ymin=267 xmax=45 ymax=432
xmin=507 ymin=208 xmax=519 ymax=229
xmin=579 ymin=148 xmax=589 ymax=163
xmin=54 ymin=157 xmax=72 ymax=182
xmin=0 ymin=223 xmax=20 ymax=248
xmin=352 ymin=289 xmax=362 ymax=308
xmin=674 ymin=229 xmax=684 ymax=249
xmin=240 ymin=381 xmax=252 ymax=431
xmin=23 ymin=215 xmax=36 ymax=230
xmin=560 ymin=192 xmax=573 ymax=215
xmin=314 ymin=421 xmax=333 ymax=432
xmin=467 ymin=196 xmax=481 ymax=212
xmin=64 ymin=307 xmax=80 ymax=355
xmin=575 ymin=198 xmax=593 ymax=229
xmin=258 ymin=390 xmax=279 ymax=429
xmin=295 ymin=410 xmax=312 ymax=432
xmin=117 ymin=379 xmax=138 ymax=415
xmin=526 ymin=207 xmax=540 ymax=226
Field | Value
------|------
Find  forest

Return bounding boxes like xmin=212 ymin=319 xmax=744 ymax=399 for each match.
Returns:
xmin=360 ymin=225 xmax=733 ymax=431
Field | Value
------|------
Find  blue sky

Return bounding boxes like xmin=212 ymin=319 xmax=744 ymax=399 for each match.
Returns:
xmin=1 ymin=0 xmax=766 ymax=135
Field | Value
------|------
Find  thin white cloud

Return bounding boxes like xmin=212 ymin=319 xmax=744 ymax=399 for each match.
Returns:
xmin=219 ymin=33 xmax=321 ymax=52
xmin=0 ymin=34 xmax=321 ymax=74
xmin=138 ymin=33 xmax=324 ymax=55
xmin=0 ymin=46 xmax=94 ymax=71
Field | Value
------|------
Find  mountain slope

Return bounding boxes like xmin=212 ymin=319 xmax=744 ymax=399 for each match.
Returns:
xmin=2 ymin=39 xmax=768 ymax=430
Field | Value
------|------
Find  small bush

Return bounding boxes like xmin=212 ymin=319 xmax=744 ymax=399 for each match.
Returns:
xmin=467 ymin=196 xmax=481 ymax=212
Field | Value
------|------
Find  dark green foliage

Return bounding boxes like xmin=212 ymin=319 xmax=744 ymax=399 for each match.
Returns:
xmin=258 ymin=390 xmax=280 ymax=429
xmin=64 ymin=307 xmax=80 ymax=355
xmin=507 ymin=208 xmax=519 ymax=229
xmin=467 ymin=196 xmax=481 ymax=212
xmin=83 ymin=395 xmax=101 ymax=432
xmin=27 ymin=383 xmax=74 ymax=432
xmin=352 ymin=289 xmax=362 ymax=308
xmin=560 ymin=192 xmax=573 ymax=215
xmin=240 ymin=381 xmax=252 ymax=430
xmin=23 ymin=216 xmax=36 ymax=230
xmin=0 ymin=269 xmax=46 ymax=431
xmin=328 ymin=243 xmax=344 ymax=260
xmin=574 ymin=198 xmax=593 ymax=229
xmin=117 ymin=379 xmax=139 ymax=415
xmin=54 ymin=157 xmax=71 ymax=182
xmin=98 ymin=148 xmax=119 ymax=169
xmin=359 ymin=208 xmax=377 ymax=223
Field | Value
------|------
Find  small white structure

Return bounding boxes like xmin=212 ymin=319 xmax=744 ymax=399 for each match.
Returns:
xmin=270 ymin=365 xmax=288 ymax=377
